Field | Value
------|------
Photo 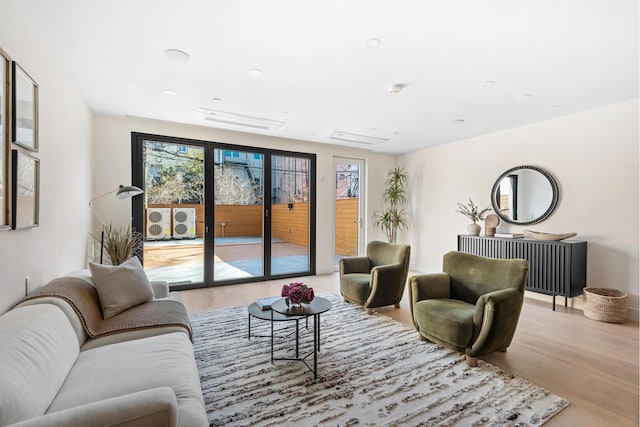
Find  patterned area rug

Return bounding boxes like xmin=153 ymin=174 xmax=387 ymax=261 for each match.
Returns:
xmin=190 ymin=294 xmax=569 ymax=426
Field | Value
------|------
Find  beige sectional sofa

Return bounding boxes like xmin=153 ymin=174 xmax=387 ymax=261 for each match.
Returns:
xmin=0 ymin=274 xmax=208 ymax=427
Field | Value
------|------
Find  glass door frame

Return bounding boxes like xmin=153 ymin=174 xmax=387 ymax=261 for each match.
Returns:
xmin=131 ymin=132 xmax=316 ymax=290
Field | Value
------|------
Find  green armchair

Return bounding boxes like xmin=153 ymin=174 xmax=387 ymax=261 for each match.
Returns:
xmin=340 ymin=240 xmax=411 ymax=314
xmin=409 ymin=251 xmax=529 ymax=366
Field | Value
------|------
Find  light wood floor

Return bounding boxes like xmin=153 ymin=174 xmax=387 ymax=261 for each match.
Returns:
xmin=180 ymin=272 xmax=639 ymax=426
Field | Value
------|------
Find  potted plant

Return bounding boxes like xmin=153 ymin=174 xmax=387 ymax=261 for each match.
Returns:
xmin=456 ymin=198 xmax=491 ymax=236
xmin=102 ymin=223 xmax=144 ymax=265
xmin=374 ymin=167 xmax=409 ymax=243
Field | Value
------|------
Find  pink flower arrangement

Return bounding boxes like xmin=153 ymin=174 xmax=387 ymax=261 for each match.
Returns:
xmin=281 ymin=282 xmax=315 ymax=307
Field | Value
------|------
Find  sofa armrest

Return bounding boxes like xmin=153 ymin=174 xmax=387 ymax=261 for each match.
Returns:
xmin=8 ymin=387 xmax=178 ymax=427
xmin=150 ymin=281 xmax=170 ymax=299
xmin=468 ymin=288 xmax=523 ymax=357
xmin=339 ymin=257 xmax=370 ymax=275
xmin=408 ymin=273 xmax=451 ymax=330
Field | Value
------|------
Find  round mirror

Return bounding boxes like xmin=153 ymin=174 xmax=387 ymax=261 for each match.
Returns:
xmin=490 ymin=165 xmax=558 ymax=225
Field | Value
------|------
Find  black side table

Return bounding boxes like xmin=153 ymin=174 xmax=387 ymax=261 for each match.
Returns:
xmin=247 ymin=302 xmax=306 ymax=344
xmin=271 ymin=297 xmax=332 ymax=379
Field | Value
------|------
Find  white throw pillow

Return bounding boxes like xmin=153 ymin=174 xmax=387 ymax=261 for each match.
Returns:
xmin=89 ymin=257 xmax=154 ymax=319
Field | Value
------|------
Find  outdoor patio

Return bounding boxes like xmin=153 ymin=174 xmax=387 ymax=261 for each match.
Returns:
xmin=143 ymin=237 xmax=310 ymax=285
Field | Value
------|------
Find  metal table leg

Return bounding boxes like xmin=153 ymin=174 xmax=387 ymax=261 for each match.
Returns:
xmin=295 ymin=319 xmax=299 ymax=358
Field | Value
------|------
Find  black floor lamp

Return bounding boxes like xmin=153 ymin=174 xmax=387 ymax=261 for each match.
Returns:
xmin=89 ymin=184 xmax=144 ymax=264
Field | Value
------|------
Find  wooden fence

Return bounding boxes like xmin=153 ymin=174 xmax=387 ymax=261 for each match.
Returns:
xmin=149 ymin=198 xmax=357 ymax=254
xmin=335 ymin=198 xmax=358 ymax=256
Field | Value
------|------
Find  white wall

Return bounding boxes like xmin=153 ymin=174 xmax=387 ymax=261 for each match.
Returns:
xmin=400 ymin=100 xmax=639 ymax=320
xmin=0 ymin=2 xmax=94 ymax=314
xmin=92 ymin=115 xmax=397 ymax=275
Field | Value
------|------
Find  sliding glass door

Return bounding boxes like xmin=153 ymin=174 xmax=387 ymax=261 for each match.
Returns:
xmin=132 ymin=133 xmax=315 ymax=289
xmin=270 ymin=155 xmax=311 ymax=275
xmin=140 ymin=139 xmax=205 ymax=285
xmin=213 ymin=149 xmax=264 ymax=282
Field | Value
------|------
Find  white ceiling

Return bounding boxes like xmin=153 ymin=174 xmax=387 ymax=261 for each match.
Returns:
xmin=15 ymin=0 xmax=639 ymax=154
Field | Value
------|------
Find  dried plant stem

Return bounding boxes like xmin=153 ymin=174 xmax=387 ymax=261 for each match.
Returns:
xmin=103 ymin=224 xmax=143 ymax=265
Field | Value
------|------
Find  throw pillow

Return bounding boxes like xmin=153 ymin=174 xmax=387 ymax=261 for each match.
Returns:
xmin=89 ymin=256 xmax=154 ymax=319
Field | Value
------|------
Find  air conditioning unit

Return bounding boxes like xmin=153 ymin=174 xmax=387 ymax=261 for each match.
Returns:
xmin=172 ymin=208 xmax=196 ymax=239
xmin=146 ymin=208 xmax=171 ymax=240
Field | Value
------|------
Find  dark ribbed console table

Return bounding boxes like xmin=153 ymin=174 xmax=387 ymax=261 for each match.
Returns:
xmin=457 ymin=235 xmax=587 ymax=310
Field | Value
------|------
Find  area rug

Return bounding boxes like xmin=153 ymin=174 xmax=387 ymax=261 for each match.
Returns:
xmin=189 ymin=293 xmax=569 ymax=426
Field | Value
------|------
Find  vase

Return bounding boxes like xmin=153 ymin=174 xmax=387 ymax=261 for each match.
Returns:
xmin=467 ymin=223 xmax=481 ymax=236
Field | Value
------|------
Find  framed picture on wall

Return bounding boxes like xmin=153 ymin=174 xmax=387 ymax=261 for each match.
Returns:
xmin=11 ymin=61 xmax=38 ymax=152
xmin=0 ymin=49 xmax=9 ymax=230
xmin=11 ymin=149 xmax=39 ymax=229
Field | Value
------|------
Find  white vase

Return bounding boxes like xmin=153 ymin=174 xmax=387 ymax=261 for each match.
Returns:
xmin=467 ymin=223 xmax=481 ymax=236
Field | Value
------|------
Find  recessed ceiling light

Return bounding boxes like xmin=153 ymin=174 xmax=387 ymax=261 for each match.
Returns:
xmin=389 ymin=84 xmax=403 ymax=93
xmin=163 ymin=90 xmax=177 ymax=96
xmin=248 ymin=69 xmax=263 ymax=77
xmin=367 ymin=38 xmax=381 ymax=48
xmin=212 ymin=97 xmax=222 ymax=102
xmin=394 ymin=131 xmax=400 ymax=135
xmin=482 ymin=80 xmax=496 ymax=87
xmin=451 ymin=119 xmax=465 ymax=125
xmin=164 ymin=49 xmax=190 ymax=62
xmin=515 ymin=94 xmax=532 ymax=101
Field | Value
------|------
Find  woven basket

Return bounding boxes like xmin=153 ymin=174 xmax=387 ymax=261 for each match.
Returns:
xmin=583 ymin=287 xmax=628 ymax=323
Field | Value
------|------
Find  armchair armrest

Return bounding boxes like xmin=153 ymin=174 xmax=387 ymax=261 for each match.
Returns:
xmin=365 ymin=263 xmax=406 ymax=307
xmin=408 ymin=273 xmax=451 ymax=330
xmin=339 ymin=257 xmax=370 ymax=275
xmin=9 ymin=387 xmax=178 ymax=427
xmin=468 ymin=288 xmax=523 ymax=357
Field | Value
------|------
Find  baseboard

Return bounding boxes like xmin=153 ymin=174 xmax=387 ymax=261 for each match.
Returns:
xmin=524 ymin=291 xmax=639 ymax=322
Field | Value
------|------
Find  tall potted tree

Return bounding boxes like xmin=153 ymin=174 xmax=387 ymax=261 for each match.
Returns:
xmin=374 ymin=167 xmax=410 ymax=243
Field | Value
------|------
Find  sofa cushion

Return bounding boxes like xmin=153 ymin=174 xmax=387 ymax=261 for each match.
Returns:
xmin=48 ymin=332 xmax=207 ymax=427
xmin=89 ymin=257 xmax=154 ymax=319
xmin=414 ymin=298 xmax=475 ymax=350
xmin=0 ymin=305 xmax=79 ymax=426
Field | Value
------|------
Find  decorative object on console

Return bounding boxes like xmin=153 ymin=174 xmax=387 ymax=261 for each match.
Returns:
xmin=281 ymin=282 xmax=314 ymax=307
xmin=523 ymin=229 xmax=577 ymax=241
xmin=373 ymin=167 xmax=409 ymax=243
xmin=456 ymin=198 xmax=490 ymax=236
xmin=484 ymin=213 xmax=499 ymax=236
xmin=491 ymin=165 xmax=559 ymax=226
xmin=11 ymin=61 xmax=38 ymax=152
xmin=494 ymin=232 xmax=524 ymax=238
xmin=89 ymin=184 xmax=144 ymax=263
xmin=11 ymin=149 xmax=39 ymax=229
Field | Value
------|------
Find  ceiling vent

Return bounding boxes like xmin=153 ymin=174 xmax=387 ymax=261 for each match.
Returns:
xmin=196 ymin=108 xmax=285 ymax=130
xmin=328 ymin=130 xmax=389 ymax=145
